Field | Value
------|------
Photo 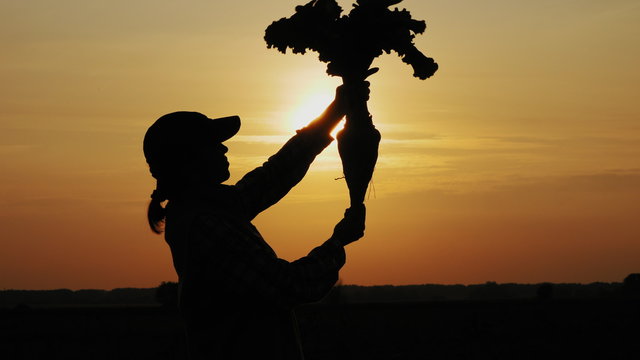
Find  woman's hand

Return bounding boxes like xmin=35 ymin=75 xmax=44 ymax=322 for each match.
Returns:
xmin=334 ymin=80 xmax=372 ymax=118
xmin=335 ymin=68 xmax=377 ymax=116
xmin=301 ymin=68 xmax=376 ymax=135
xmin=332 ymin=203 xmax=366 ymax=246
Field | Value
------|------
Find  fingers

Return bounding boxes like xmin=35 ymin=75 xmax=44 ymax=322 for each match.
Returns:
xmin=345 ymin=203 xmax=366 ymax=219
xmin=333 ymin=68 xmax=376 ymax=117
xmin=333 ymin=205 xmax=367 ymax=245
xmin=358 ymin=81 xmax=371 ymax=102
xmin=345 ymin=204 xmax=366 ymax=235
xmin=337 ymin=66 xmax=377 ymax=97
xmin=334 ymin=82 xmax=370 ymax=117
xmin=365 ymin=67 xmax=379 ymax=79
xmin=339 ymin=81 xmax=370 ymax=103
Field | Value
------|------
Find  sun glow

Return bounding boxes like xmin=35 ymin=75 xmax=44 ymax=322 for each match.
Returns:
xmin=288 ymin=93 xmax=344 ymax=138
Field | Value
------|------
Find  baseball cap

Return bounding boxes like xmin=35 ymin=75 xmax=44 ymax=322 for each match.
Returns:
xmin=143 ymin=111 xmax=240 ymax=176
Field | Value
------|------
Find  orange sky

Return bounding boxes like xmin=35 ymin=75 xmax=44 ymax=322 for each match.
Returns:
xmin=1 ymin=0 xmax=639 ymax=290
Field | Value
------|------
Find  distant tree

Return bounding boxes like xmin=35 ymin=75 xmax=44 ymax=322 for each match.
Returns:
xmin=622 ymin=273 xmax=640 ymax=297
xmin=155 ymin=281 xmax=179 ymax=308
xmin=468 ymin=281 xmax=513 ymax=300
xmin=536 ymin=283 xmax=554 ymax=300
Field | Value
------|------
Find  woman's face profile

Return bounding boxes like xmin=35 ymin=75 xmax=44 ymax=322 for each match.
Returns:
xmin=189 ymin=141 xmax=231 ymax=184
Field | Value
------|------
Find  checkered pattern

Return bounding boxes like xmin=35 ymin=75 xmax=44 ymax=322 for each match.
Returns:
xmin=164 ymin=127 xmax=350 ymax=359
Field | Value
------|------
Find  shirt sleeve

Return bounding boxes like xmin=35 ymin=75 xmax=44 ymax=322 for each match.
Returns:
xmin=187 ymin=214 xmax=346 ymax=309
xmin=235 ymin=127 xmax=334 ymax=221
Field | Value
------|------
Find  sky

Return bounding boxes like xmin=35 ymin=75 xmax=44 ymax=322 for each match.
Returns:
xmin=1 ymin=0 xmax=639 ymax=290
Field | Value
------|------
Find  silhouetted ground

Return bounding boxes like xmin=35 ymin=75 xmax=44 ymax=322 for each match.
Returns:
xmin=2 ymin=306 xmax=185 ymax=360
xmin=297 ymin=299 xmax=640 ymax=360
xmin=2 ymin=298 xmax=638 ymax=360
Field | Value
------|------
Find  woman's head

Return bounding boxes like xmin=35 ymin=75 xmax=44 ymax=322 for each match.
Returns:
xmin=143 ymin=111 xmax=240 ymax=233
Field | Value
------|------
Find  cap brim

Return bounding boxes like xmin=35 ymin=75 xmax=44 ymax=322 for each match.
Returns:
xmin=207 ymin=115 xmax=240 ymax=142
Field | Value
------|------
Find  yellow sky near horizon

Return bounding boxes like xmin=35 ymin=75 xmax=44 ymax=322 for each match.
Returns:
xmin=1 ymin=0 xmax=639 ymax=289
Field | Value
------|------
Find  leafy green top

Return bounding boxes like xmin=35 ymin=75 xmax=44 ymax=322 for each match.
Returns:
xmin=265 ymin=0 xmax=438 ymax=80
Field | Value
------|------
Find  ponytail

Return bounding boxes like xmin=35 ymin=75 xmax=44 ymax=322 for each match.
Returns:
xmin=148 ymin=189 xmax=167 ymax=234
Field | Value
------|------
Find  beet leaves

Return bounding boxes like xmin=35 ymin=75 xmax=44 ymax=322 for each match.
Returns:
xmin=265 ymin=0 xmax=438 ymax=80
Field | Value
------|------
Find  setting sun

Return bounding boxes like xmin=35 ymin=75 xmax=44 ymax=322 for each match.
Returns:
xmin=287 ymin=92 xmax=344 ymax=137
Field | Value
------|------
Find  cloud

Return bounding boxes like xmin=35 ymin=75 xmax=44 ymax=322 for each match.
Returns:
xmin=0 ymin=144 xmax=35 ymax=155
xmin=1 ymin=195 xmax=144 ymax=209
xmin=231 ymin=135 xmax=290 ymax=144
xmin=369 ymin=169 xmax=640 ymax=225
xmin=512 ymin=171 xmax=640 ymax=194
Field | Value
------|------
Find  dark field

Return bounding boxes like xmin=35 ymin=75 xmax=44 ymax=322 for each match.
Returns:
xmin=2 ymin=298 xmax=639 ymax=360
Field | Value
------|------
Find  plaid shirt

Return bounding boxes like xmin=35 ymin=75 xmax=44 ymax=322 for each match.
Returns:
xmin=164 ymin=127 xmax=347 ymax=359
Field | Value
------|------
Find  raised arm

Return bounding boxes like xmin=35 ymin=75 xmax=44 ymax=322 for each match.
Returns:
xmin=235 ymin=84 xmax=371 ymax=221
xmin=234 ymin=115 xmax=338 ymax=220
xmin=186 ymin=207 xmax=365 ymax=309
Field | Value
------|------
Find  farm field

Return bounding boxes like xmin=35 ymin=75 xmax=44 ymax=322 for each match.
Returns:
xmin=2 ymin=298 xmax=638 ymax=360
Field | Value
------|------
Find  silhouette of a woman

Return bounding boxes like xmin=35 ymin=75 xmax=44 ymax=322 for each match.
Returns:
xmin=143 ymin=84 xmax=368 ymax=360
